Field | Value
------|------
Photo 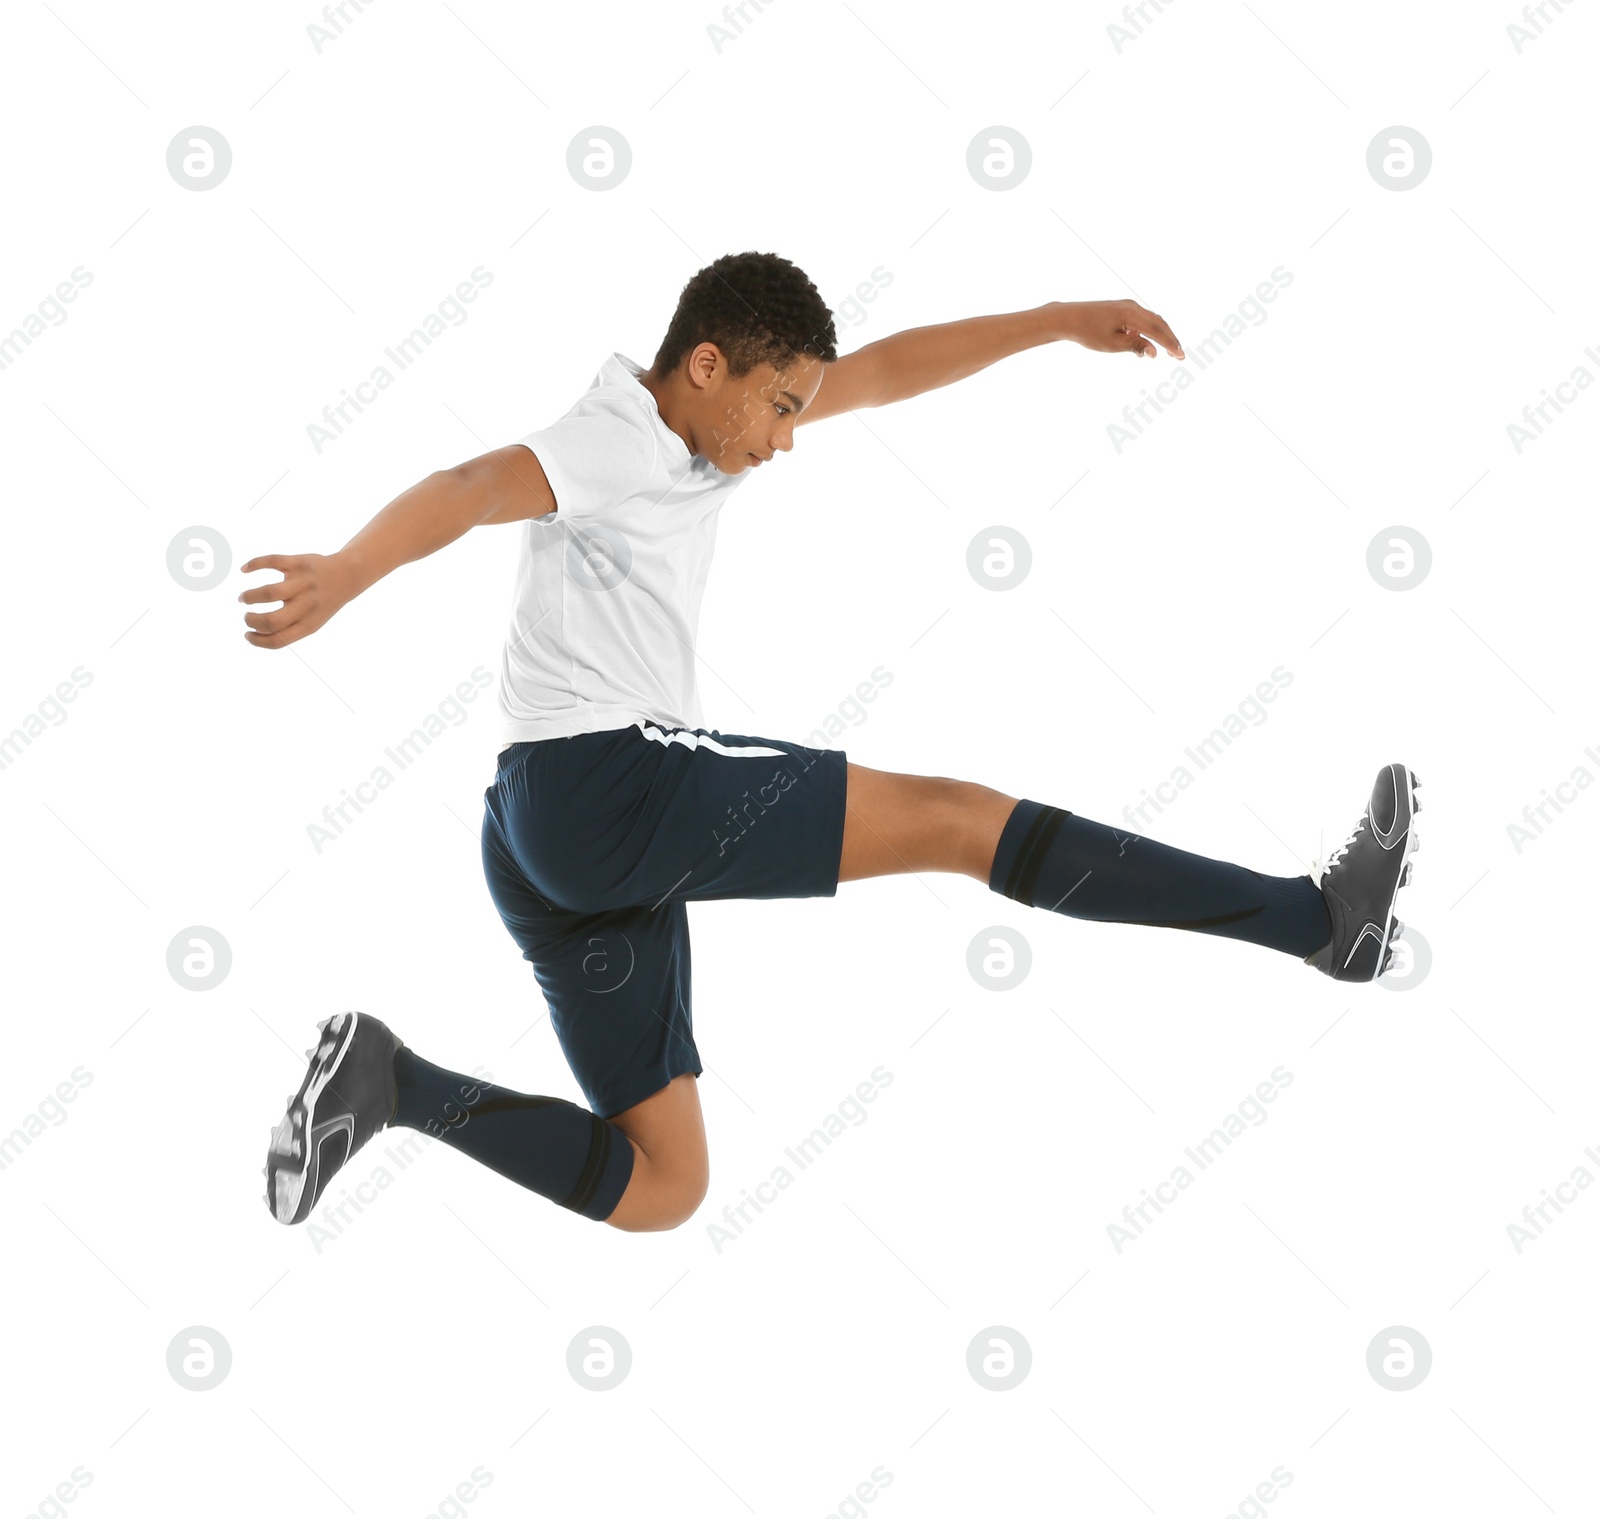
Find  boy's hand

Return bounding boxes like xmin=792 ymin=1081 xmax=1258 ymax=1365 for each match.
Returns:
xmin=238 ymin=551 xmax=360 ymax=649
xmin=1056 ymin=299 xmax=1184 ymax=360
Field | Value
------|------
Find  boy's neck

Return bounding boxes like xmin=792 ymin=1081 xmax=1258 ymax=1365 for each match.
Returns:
xmin=636 ymin=365 xmax=695 ymax=458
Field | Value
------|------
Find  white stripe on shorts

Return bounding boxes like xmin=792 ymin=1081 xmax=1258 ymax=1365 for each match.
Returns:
xmin=637 ymin=720 xmax=786 ymax=758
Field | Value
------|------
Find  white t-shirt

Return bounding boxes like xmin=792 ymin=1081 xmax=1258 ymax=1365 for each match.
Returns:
xmin=497 ymin=352 xmax=752 ymax=744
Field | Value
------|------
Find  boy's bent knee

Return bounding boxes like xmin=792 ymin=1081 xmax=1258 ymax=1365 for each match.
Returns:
xmin=605 ymin=1193 xmax=701 ymax=1232
xmin=603 ymin=1159 xmax=707 ymax=1232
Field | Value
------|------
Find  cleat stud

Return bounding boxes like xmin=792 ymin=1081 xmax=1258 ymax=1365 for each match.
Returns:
xmin=1401 ymin=862 xmax=1413 ymax=887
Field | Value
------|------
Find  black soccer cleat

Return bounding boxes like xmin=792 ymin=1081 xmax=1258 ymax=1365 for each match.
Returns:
xmin=1305 ymin=763 xmax=1421 ymax=983
xmin=264 ymin=1011 xmax=400 ymax=1225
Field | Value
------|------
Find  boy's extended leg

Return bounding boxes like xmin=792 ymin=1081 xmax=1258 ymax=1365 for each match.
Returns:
xmin=839 ymin=760 xmax=1419 ymax=980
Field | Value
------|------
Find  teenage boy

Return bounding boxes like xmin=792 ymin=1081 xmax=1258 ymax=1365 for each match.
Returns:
xmin=245 ymin=251 xmax=1418 ymax=1234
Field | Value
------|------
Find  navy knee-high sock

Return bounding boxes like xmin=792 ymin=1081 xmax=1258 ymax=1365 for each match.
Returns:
xmin=988 ymin=800 xmax=1331 ymax=959
xmin=390 ymin=1047 xmax=635 ymax=1222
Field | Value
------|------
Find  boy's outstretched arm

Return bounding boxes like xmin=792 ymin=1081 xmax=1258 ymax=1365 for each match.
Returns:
xmin=238 ymin=445 xmax=555 ymax=649
xmin=800 ymin=299 xmax=1184 ymax=424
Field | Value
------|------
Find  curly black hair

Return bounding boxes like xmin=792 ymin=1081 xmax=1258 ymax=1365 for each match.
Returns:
xmin=651 ymin=251 xmax=839 ymax=379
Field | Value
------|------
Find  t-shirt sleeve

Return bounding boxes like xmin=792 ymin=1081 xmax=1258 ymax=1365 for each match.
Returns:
xmin=512 ymin=403 xmax=657 ymax=521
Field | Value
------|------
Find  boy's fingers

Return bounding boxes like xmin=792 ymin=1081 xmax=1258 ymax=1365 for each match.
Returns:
xmin=243 ymin=594 xmax=310 ymax=634
xmin=239 ymin=578 xmax=293 ymax=605
xmin=240 ymin=554 xmax=295 ymax=575
xmin=1117 ymin=327 xmax=1156 ymax=357
xmin=1137 ymin=308 xmax=1184 ymax=356
xmin=244 ymin=624 xmax=302 ymax=650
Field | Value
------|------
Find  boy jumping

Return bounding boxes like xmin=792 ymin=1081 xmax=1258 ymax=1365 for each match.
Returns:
xmin=245 ymin=251 xmax=1420 ymax=1234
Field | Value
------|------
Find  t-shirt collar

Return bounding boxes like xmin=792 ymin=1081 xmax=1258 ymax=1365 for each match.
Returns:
xmin=614 ymin=351 xmax=701 ymax=473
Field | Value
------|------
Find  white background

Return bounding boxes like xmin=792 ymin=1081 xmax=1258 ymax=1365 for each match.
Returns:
xmin=2 ymin=1 xmax=1597 ymax=1515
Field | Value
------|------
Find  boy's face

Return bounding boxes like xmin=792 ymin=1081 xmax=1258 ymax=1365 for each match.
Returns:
xmin=686 ymin=346 xmax=827 ymax=474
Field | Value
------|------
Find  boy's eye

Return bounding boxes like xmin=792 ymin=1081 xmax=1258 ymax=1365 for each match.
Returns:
xmin=774 ymin=404 xmax=789 ymax=417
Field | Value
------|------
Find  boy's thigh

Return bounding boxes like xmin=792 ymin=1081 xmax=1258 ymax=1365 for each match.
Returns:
xmin=493 ymin=721 xmax=851 ymax=910
xmin=837 ymin=763 xmax=1019 ymax=882
xmin=482 ymin=814 xmax=701 ymax=1120
xmin=634 ymin=722 xmax=851 ymax=904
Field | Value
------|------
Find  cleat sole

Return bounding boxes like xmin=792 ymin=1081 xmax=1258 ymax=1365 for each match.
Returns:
xmin=265 ymin=1013 xmax=360 ymax=1226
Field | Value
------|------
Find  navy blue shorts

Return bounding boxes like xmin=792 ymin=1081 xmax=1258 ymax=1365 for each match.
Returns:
xmin=480 ymin=719 xmax=849 ymax=1119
